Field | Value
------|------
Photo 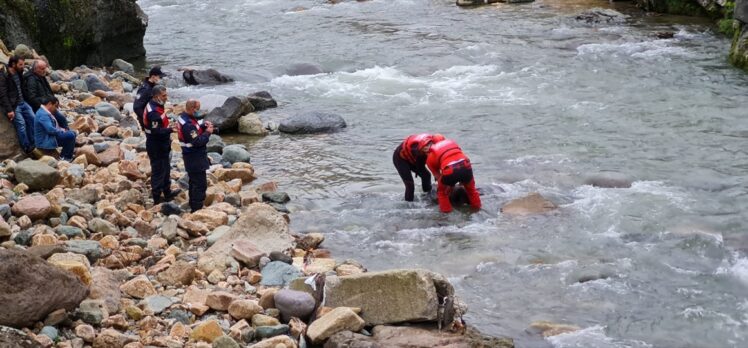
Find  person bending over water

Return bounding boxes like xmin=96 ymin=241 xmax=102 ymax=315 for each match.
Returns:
xmin=393 ymin=133 xmax=445 ymax=201
xmin=425 ymin=138 xmax=481 ymax=213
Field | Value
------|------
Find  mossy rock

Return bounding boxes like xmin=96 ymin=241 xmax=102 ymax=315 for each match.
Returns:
xmin=729 ymin=22 xmax=748 ymax=72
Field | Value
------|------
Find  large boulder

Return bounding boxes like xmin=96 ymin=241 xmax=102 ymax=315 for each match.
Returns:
xmin=0 ymin=0 xmax=148 ymax=69
xmin=0 ymin=115 xmax=20 ymax=159
xmin=247 ymin=91 xmax=278 ymax=111
xmin=205 ymin=96 xmax=255 ymax=132
xmin=183 ymin=68 xmax=233 ymax=85
xmin=198 ymin=203 xmax=293 ymax=273
xmin=302 ymin=269 xmax=456 ymax=326
xmin=238 ymin=114 xmax=268 ymax=136
xmin=279 ymin=112 xmax=347 ymax=134
xmin=14 ymin=159 xmax=61 ymax=191
xmin=0 ymin=249 xmax=89 ymax=328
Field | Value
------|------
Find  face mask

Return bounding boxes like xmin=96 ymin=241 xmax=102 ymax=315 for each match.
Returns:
xmin=194 ymin=111 xmax=202 ymax=119
xmin=156 ymin=97 xmax=165 ymax=105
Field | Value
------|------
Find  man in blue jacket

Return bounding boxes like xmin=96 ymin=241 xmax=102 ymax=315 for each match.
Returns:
xmin=144 ymin=85 xmax=180 ymax=204
xmin=177 ymin=99 xmax=214 ymax=212
xmin=34 ymin=96 xmax=76 ymax=161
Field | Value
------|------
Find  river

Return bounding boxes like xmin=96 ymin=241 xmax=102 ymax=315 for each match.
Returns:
xmin=138 ymin=0 xmax=748 ymax=346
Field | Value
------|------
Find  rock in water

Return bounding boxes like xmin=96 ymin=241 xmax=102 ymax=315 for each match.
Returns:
xmin=284 ymin=63 xmax=324 ymax=76
xmin=238 ymin=114 xmax=268 ymax=136
xmin=182 ymin=68 xmax=234 ymax=85
xmin=247 ymin=91 xmax=277 ymax=111
xmin=319 ymin=269 xmax=455 ymax=326
xmin=198 ymin=203 xmax=293 ymax=273
xmin=456 ymin=0 xmax=503 ymax=6
xmin=500 ymin=192 xmax=557 ymax=216
xmin=279 ymin=111 xmax=347 ymax=134
xmin=0 ymin=249 xmax=89 ymax=328
xmin=574 ymin=8 xmax=627 ymax=25
xmin=205 ymin=96 xmax=255 ymax=131
xmin=0 ymin=115 xmax=20 ymax=159
xmin=222 ymin=145 xmax=251 ymax=164
xmin=14 ymin=159 xmax=61 ymax=191
xmin=583 ymin=172 xmax=632 ymax=188
xmin=0 ymin=326 xmax=42 ymax=348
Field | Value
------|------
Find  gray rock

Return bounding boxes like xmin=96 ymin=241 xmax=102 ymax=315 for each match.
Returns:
xmin=205 ymin=96 xmax=255 ymax=131
xmin=111 ymin=59 xmax=134 ymax=75
xmin=269 ymin=251 xmax=293 ymax=265
xmin=247 ymin=91 xmax=277 ymax=111
xmin=65 ymin=240 xmax=108 ymax=263
xmin=260 ymin=261 xmax=301 ymax=287
xmin=84 ymin=74 xmax=111 ymax=92
xmin=285 ymin=63 xmax=324 ymax=76
xmin=77 ymin=299 xmax=108 ymax=325
xmin=207 ymin=152 xmax=223 ymax=165
xmin=93 ymin=142 xmax=110 ymax=153
xmin=262 ymin=192 xmax=290 ymax=204
xmin=183 ymin=68 xmax=233 ymax=86
xmin=122 ymin=82 xmax=133 ymax=93
xmin=738 ymin=0 xmax=748 ymax=23
xmin=207 ymin=134 xmax=226 ymax=154
xmin=40 ymin=326 xmax=58 ymax=341
xmin=167 ymin=309 xmax=192 ymax=325
xmin=13 ymin=230 xmax=33 ymax=246
xmin=254 ymin=324 xmax=289 ymax=339
xmin=222 ymin=145 xmax=251 ymax=164
xmin=71 ymin=79 xmax=89 ymax=92
xmin=50 ymin=71 xmax=63 ymax=82
xmin=55 ymin=226 xmax=85 ymax=239
xmin=0 ymin=249 xmax=89 ymax=329
xmin=212 ymin=335 xmax=240 ymax=348
xmin=95 ymin=102 xmax=121 ymax=119
xmin=14 ymin=159 xmax=61 ymax=191
xmin=207 ymin=226 xmax=230 ymax=247
xmin=0 ymin=204 xmax=11 ymax=220
xmin=88 ymin=218 xmax=119 ymax=235
xmin=574 ymin=8 xmax=627 ymax=25
xmin=268 ymin=203 xmax=290 ymax=214
xmin=279 ymin=112 xmax=347 ymax=134
xmin=583 ymin=172 xmax=633 ymax=188
xmin=140 ymin=295 xmax=174 ymax=315
xmin=274 ymin=289 xmax=316 ymax=322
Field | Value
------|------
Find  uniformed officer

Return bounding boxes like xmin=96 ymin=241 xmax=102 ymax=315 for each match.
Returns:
xmin=143 ymin=85 xmax=180 ymax=204
xmin=133 ymin=66 xmax=165 ymax=130
xmin=177 ymin=99 xmax=214 ymax=212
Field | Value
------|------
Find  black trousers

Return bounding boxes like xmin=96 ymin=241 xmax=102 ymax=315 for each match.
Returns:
xmin=393 ymin=147 xmax=432 ymax=201
xmin=187 ymin=170 xmax=207 ymax=212
xmin=146 ymin=137 xmax=172 ymax=201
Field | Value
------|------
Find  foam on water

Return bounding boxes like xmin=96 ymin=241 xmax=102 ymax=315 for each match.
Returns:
xmin=576 ymin=40 xmax=689 ymax=59
xmin=547 ymin=325 xmax=653 ymax=348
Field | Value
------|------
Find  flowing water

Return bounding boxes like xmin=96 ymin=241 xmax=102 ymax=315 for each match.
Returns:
xmin=138 ymin=0 xmax=748 ymax=346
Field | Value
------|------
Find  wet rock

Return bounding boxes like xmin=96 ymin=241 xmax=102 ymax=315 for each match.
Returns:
xmin=205 ymin=96 xmax=255 ymax=131
xmin=199 ymin=203 xmax=293 ymax=273
xmin=11 ymin=195 xmax=52 ymax=220
xmin=308 ymin=307 xmax=365 ymax=344
xmin=274 ymin=289 xmax=316 ymax=322
xmin=500 ymin=193 xmax=557 ymax=216
xmin=279 ymin=111 xmax=347 ymax=134
xmin=84 ymin=74 xmax=111 ymax=92
xmin=183 ymin=68 xmax=234 ymax=86
xmin=0 ymin=325 xmax=42 ymax=348
xmin=260 ymin=261 xmax=301 ymax=287
xmin=238 ymin=114 xmax=268 ymax=136
xmin=214 ymin=167 xmax=256 ymax=184
xmin=222 ymin=145 xmax=251 ymax=164
xmin=15 ymin=159 xmax=61 ymax=191
xmin=228 ymin=300 xmax=263 ymax=320
xmin=157 ymin=260 xmax=195 ymax=286
xmin=574 ymin=8 xmax=627 ymax=25
xmin=285 ymin=63 xmax=324 ymax=76
xmin=77 ymin=299 xmax=109 ymax=325
xmin=262 ymin=192 xmax=290 ymax=204
xmin=247 ymin=91 xmax=278 ymax=111
xmin=255 ymin=324 xmax=290 ymax=339
xmin=583 ymin=172 xmax=633 ymax=188
xmin=120 ymin=275 xmax=156 ymax=299
xmin=321 ymin=269 xmax=454 ymax=326
xmin=111 ymin=59 xmax=134 ymax=75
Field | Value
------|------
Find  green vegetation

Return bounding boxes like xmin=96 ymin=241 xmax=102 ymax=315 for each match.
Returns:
xmin=729 ymin=22 xmax=748 ymax=71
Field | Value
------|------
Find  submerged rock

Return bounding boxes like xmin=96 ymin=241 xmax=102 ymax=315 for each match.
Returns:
xmin=574 ymin=8 xmax=627 ymax=25
xmin=583 ymin=172 xmax=633 ymax=188
xmin=279 ymin=111 xmax=347 ymax=134
xmin=284 ymin=62 xmax=324 ymax=76
xmin=500 ymin=193 xmax=557 ymax=216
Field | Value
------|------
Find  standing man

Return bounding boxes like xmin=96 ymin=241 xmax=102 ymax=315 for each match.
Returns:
xmin=34 ymin=97 xmax=76 ymax=161
xmin=24 ymin=60 xmax=54 ymax=112
xmin=0 ymin=56 xmax=35 ymax=154
xmin=177 ymin=99 xmax=214 ymax=212
xmin=425 ymin=138 xmax=481 ymax=213
xmin=134 ymin=66 xmax=165 ymax=130
xmin=393 ymin=133 xmax=443 ymax=202
xmin=144 ymin=85 xmax=180 ymax=204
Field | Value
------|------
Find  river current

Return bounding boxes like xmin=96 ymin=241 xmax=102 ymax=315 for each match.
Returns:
xmin=138 ymin=0 xmax=748 ymax=346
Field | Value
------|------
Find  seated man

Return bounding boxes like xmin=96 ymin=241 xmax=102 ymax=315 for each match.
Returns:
xmin=34 ymin=96 xmax=76 ymax=161
xmin=24 ymin=60 xmax=55 ymax=112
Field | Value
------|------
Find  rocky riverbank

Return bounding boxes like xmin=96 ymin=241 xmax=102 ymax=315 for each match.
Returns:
xmin=0 ymin=56 xmax=514 ymax=347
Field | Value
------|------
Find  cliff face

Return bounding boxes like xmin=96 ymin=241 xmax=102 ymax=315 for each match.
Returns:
xmin=0 ymin=0 xmax=148 ymax=69
xmin=730 ymin=0 xmax=748 ymax=71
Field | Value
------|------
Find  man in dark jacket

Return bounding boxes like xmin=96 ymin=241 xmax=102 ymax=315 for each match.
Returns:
xmin=144 ymin=85 xmax=180 ymax=204
xmin=0 ymin=56 xmax=36 ymax=153
xmin=177 ymin=99 xmax=214 ymax=212
xmin=24 ymin=60 xmax=55 ymax=112
xmin=134 ymin=66 xmax=165 ymax=129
